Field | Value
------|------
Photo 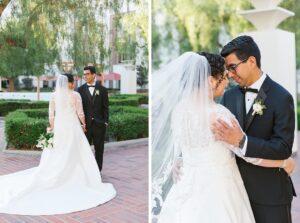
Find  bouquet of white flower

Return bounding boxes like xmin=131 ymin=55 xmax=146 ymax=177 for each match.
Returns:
xmin=36 ymin=131 xmax=54 ymax=150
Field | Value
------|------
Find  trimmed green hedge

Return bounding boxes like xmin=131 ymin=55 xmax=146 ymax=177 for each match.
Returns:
xmin=0 ymin=101 xmax=49 ymax=116
xmin=0 ymin=94 xmax=148 ymax=116
xmin=110 ymin=94 xmax=148 ymax=105
xmin=109 ymin=98 xmax=139 ymax=106
xmin=110 ymin=106 xmax=148 ymax=115
xmin=109 ymin=113 xmax=148 ymax=141
xmin=5 ymin=105 xmax=148 ymax=149
xmin=5 ymin=110 xmax=48 ymax=149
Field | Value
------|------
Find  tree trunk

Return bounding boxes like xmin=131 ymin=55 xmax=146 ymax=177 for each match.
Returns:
xmin=0 ymin=0 xmax=11 ymax=17
xmin=7 ymin=77 xmax=15 ymax=92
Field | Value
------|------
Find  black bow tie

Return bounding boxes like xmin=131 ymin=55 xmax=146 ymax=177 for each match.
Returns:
xmin=239 ymin=87 xmax=259 ymax=94
xmin=88 ymin=85 xmax=95 ymax=88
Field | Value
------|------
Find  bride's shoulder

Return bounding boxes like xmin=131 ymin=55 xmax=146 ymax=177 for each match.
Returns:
xmin=72 ymin=91 xmax=82 ymax=98
xmin=213 ymin=103 xmax=235 ymax=118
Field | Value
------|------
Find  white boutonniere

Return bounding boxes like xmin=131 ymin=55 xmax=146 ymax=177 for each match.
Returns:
xmin=252 ymin=99 xmax=266 ymax=116
xmin=95 ymin=90 xmax=100 ymax=96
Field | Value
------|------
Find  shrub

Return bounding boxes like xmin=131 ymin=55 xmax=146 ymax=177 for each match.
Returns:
xmin=109 ymin=113 xmax=148 ymax=141
xmin=0 ymin=100 xmax=49 ymax=116
xmin=5 ymin=110 xmax=48 ymax=149
xmin=110 ymin=106 xmax=148 ymax=115
xmin=5 ymin=104 xmax=148 ymax=149
xmin=109 ymin=98 xmax=139 ymax=106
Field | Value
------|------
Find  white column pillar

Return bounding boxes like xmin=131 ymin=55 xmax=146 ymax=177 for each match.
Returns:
xmin=239 ymin=0 xmax=297 ymax=152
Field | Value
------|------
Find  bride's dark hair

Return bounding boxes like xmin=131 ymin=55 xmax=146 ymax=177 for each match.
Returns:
xmin=63 ymin=73 xmax=74 ymax=83
xmin=198 ymin=52 xmax=226 ymax=89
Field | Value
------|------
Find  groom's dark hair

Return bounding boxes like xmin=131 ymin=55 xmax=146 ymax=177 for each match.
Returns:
xmin=63 ymin=73 xmax=74 ymax=83
xmin=220 ymin=35 xmax=261 ymax=68
xmin=84 ymin=66 xmax=96 ymax=74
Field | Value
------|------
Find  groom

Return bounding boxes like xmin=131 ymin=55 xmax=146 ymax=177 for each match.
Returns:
xmin=78 ymin=65 xmax=109 ymax=172
xmin=214 ymin=35 xmax=296 ymax=223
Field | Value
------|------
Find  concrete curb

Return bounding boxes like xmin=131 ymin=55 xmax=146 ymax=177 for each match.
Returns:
xmin=2 ymin=138 xmax=148 ymax=155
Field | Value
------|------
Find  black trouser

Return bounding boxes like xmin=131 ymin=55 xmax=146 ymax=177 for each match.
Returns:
xmin=250 ymin=201 xmax=292 ymax=223
xmin=86 ymin=122 xmax=106 ymax=172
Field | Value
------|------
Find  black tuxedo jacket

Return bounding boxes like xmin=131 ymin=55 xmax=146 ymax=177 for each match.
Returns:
xmin=221 ymin=75 xmax=296 ymax=205
xmin=77 ymin=81 xmax=109 ymax=128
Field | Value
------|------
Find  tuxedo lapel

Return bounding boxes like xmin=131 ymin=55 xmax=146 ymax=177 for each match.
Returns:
xmin=244 ymin=76 xmax=270 ymax=132
xmin=236 ymin=90 xmax=246 ymax=130
xmin=84 ymin=84 xmax=93 ymax=104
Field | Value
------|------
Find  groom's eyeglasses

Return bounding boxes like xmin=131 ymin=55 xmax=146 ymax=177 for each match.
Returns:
xmin=226 ymin=58 xmax=248 ymax=73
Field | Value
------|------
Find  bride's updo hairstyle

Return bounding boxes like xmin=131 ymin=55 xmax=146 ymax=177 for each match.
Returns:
xmin=63 ymin=73 xmax=74 ymax=83
xmin=198 ymin=52 xmax=226 ymax=89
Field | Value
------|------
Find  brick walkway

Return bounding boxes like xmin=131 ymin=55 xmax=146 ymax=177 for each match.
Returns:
xmin=0 ymin=140 xmax=148 ymax=223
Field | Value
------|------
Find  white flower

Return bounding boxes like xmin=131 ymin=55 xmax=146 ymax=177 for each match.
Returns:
xmin=36 ymin=133 xmax=54 ymax=150
xmin=252 ymin=99 xmax=266 ymax=116
xmin=95 ymin=90 xmax=100 ymax=96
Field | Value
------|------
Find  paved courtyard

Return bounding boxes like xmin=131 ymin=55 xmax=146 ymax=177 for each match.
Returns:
xmin=0 ymin=117 xmax=148 ymax=223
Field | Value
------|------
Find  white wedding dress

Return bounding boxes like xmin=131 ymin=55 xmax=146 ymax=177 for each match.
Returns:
xmin=0 ymin=87 xmax=116 ymax=215
xmin=157 ymin=102 xmax=255 ymax=223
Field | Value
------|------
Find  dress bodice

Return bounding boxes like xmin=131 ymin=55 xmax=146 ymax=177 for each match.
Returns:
xmin=171 ymin=102 xmax=236 ymax=166
xmin=49 ymin=91 xmax=85 ymax=122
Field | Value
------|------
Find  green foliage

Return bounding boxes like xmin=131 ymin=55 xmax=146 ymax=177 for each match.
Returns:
xmin=279 ymin=0 xmax=300 ymax=69
xmin=0 ymin=100 xmax=49 ymax=116
xmin=0 ymin=0 xmax=148 ymax=86
xmin=0 ymin=3 xmax=58 ymax=78
xmin=109 ymin=98 xmax=139 ymax=106
xmin=110 ymin=94 xmax=148 ymax=105
xmin=5 ymin=104 xmax=148 ymax=149
xmin=0 ymin=94 xmax=148 ymax=116
xmin=5 ymin=110 xmax=48 ymax=149
xmin=153 ymin=0 xmax=300 ymax=69
xmin=22 ymin=77 xmax=34 ymax=90
xmin=109 ymin=112 xmax=148 ymax=141
xmin=114 ymin=0 xmax=148 ymax=66
xmin=110 ymin=105 xmax=148 ymax=115
xmin=137 ymin=62 xmax=148 ymax=88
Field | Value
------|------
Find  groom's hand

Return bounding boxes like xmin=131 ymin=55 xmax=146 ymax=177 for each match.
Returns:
xmin=212 ymin=118 xmax=244 ymax=147
xmin=172 ymin=157 xmax=183 ymax=184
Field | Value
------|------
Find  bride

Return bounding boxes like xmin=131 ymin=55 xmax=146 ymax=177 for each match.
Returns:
xmin=0 ymin=74 xmax=116 ymax=215
xmin=151 ymin=52 xmax=294 ymax=223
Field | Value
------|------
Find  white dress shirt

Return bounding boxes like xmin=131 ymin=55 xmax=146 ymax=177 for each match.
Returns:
xmin=87 ymin=80 xmax=96 ymax=96
xmin=241 ymin=73 xmax=267 ymax=155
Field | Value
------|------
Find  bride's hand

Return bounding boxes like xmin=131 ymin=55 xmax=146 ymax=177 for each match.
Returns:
xmin=283 ymin=157 xmax=296 ymax=176
xmin=172 ymin=157 xmax=183 ymax=184
xmin=47 ymin=127 xmax=53 ymax=133
xmin=81 ymin=124 xmax=87 ymax=133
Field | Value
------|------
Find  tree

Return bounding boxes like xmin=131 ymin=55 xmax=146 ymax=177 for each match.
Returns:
xmin=0 ymin=1 xmax=58 ymax=91
xmin=137 ymin=62 xmax=148 ymax=89
xmin=279 ymin=0 xmax=300 ymax=68
xmin=152 ymin=0 xmax=253 ymax=68
xmin=0 ymin=0 xmax=143 ymax=91
xmin=152 ymin=0 xmax=300 ymax=69
xmin=0 ymin=0 xmax=11 ymax=16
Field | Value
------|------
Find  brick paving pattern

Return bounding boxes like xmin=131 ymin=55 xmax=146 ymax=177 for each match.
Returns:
xmin=0 ymin=141 xmax=148 ymax=223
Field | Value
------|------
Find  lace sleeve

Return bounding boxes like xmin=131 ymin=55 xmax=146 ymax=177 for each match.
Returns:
xmin=74 ymin=92 xmax=85 ymax=119
xmin=216 ymin=105 xmax=262 ymax=165
xmin=49 ymin=93 xmax=55 ymax=127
